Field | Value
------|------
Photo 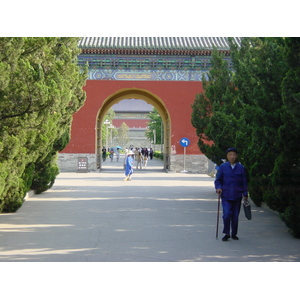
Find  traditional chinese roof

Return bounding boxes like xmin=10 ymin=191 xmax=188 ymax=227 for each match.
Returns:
xmin=79 ymin=37 xmax=241 ymax=56
xmin=112 ymin=99 xmax=153 ymax=113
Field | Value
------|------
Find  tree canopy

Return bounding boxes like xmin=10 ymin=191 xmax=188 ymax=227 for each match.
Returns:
xmin=146 ymin=108 xmax=163 ymax=145
xmin=191 ymin=37 xmax=300 ymax=237
xmin=102 ymin=108 xmax=117 ymax=148
xmin=0 ymin=37 xmax=87 ymax=212
xmin=116 ymin=122 xmax=130 ymax=149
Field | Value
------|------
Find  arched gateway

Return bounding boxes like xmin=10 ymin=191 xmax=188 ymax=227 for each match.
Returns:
xmin=59 ymin=37 xmax=240 ymax=173
xmin=96 ymin=88 xmax=171 ymax=170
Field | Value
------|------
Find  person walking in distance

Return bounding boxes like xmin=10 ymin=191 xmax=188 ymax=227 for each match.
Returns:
xmin=143 ymin=153 xmax=148 ymax=169
xmin=102 ymin=147 xmax=107 ymax=162
xmin=116 ymin=148 xmax=120 ymax=162
xmin=136 ymin=151 xmax=143 ymax=169
xmin=124 ymin=151 xmax=134 ymax=181
xmin=149 ymin=148 xmax=153 ymax=160
xmin=109 ymin=148 xmax=114 ymax=162
xmin=214 ymin=147 xmax=248 ymax=241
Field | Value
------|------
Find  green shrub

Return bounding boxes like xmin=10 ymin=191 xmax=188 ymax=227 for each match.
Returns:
xmin=31 ymin=152 xmax=59 ymax=194
xmin=154 ymin=151 xmax=163 ymax=160
xmin=281 ymin=204 xmax=300 ymax=238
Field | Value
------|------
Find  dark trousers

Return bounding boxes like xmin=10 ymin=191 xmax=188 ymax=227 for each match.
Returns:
xmin=222 ymin=199 xmax=242 ymax=236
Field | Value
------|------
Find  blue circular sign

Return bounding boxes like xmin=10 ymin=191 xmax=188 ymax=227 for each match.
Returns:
xmin=180 ymin=137 xmax=190 ymax=147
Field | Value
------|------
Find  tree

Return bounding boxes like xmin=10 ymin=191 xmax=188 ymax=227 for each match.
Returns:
xmin=191 ymin=47 xmax=238 ymax=166
xmin=102 ymin=108 xmax=116 ymax=148
xmin=274 ymin=38 xmax=300 ymax=237
xmin=0 ymin=37 xmax=87 ymax=212
xmin=229 ymin=37 xmax=287 ymax=208
xmin=115 ymin=122 xmax=130 ymax=149
xmin=191 ymin=37 xmax=300 ymax=237
xmin=146 ymin=108 xmax=163 ymax=146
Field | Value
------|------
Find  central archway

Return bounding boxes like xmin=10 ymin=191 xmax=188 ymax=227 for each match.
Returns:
xmin=96 ymin=88 xmax=171 ymax=171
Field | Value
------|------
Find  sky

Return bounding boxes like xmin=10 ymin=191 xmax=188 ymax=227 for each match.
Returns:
xmin=2 ymin=1 xmax=298 ymax=37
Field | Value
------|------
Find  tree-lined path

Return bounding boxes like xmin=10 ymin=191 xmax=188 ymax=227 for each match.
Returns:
xmin=0 ymin=157 xmax=299 ymax=262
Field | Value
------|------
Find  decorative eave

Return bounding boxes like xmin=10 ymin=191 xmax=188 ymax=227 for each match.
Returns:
xmin=80 ymin=48 xmax=231 ymax=56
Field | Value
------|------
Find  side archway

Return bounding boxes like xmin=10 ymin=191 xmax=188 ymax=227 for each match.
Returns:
xmin=96 ymin=88 xmax=171 ymax=171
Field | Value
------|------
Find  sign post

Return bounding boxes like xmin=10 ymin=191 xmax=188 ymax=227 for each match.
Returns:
xmin=179 ymin=137 xmax=190 ymax=173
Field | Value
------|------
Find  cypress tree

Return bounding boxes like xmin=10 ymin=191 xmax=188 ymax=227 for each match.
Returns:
xmin=275 ymin=38 xmax=300 ymax=237
xmin=0 ymin=37 xmax=87 ymax=212
xmin=229 ymin=37 xmax=287 ymax=207
xmin=191 ymin=37 xmax=300 ymax=237
xmin=191 ymin=47 xmax=239 ymax=166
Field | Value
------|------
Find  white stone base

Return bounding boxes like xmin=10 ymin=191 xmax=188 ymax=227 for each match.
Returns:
xmin=58 ymin=153 xmax=210 ymax=174
xmin=169 ymin=154 xmax=209 ymax=173
xmin=58 ymin=153 xmax=97 ymax=172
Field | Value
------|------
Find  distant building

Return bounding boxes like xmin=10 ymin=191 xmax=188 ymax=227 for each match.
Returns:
xmin=111 ymin=99 xmax=153 ymax=148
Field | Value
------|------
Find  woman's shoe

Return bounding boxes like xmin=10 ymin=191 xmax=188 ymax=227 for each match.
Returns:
xmin=231 ymin=235 xmax=239 ymax=240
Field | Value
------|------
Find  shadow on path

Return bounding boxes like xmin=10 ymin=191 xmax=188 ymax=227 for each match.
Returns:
xmin=0 ymin=171 xmax=299 ymax=262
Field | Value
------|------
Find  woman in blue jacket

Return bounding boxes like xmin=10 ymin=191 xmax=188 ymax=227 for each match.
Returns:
xmin=215 ymin=147 xmax=248 ymax=241
xmin=124 ymin=151 xmax=134 ymax=181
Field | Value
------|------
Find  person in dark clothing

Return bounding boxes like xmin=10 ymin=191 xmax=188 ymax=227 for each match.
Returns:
xmin=214 ymin=147 xmax=248 ymax=241
xmin=102 ymin=147 xmax=107 ymax=162
xmin=149 ymin=148 xmax=153 ymax=160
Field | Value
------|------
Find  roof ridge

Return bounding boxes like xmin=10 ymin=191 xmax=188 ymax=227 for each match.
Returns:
xmin=79 ymin=37 xmax=241 ymax=51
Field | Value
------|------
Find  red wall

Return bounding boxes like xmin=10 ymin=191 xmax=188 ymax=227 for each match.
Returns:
xmin=61 ymin=80 xmax=204 ymax=155
xmin=112 ymin=119 xmax=149 ymax=128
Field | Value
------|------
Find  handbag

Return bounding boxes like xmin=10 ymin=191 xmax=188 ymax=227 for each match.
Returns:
xmin=243 ymin=199 xmax=252 ymax=220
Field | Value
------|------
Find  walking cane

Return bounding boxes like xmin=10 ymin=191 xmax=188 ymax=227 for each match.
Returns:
xmin=216 ymin=193 xmax=221 ymax=239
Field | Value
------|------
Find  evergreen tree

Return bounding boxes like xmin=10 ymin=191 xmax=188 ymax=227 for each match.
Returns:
xmin=229 ymin=37 xmax=287 ymax=207
xmin=0 ymin=37 xmax=87 ymax=212
xmin=274 ymin=38 xmax=300 ymax=237
xmin=191 ymin=37 xmax=300 ymax=237
xmin=191 ymin=47 xmax=238 ymax=166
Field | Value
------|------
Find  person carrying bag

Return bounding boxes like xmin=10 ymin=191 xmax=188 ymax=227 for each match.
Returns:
xmin=215 ymin=147 xmax=249 ymax=241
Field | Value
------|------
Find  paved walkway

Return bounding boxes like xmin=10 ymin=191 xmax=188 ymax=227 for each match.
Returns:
xmin=0 ymin=155 xmax=299 ymax=262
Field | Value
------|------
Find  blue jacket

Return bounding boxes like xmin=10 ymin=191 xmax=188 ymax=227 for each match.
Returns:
xmin=214 ymin=162 xmax=248 ymax=201
xmin=125 ymin=155 xmax=134 ymax=176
